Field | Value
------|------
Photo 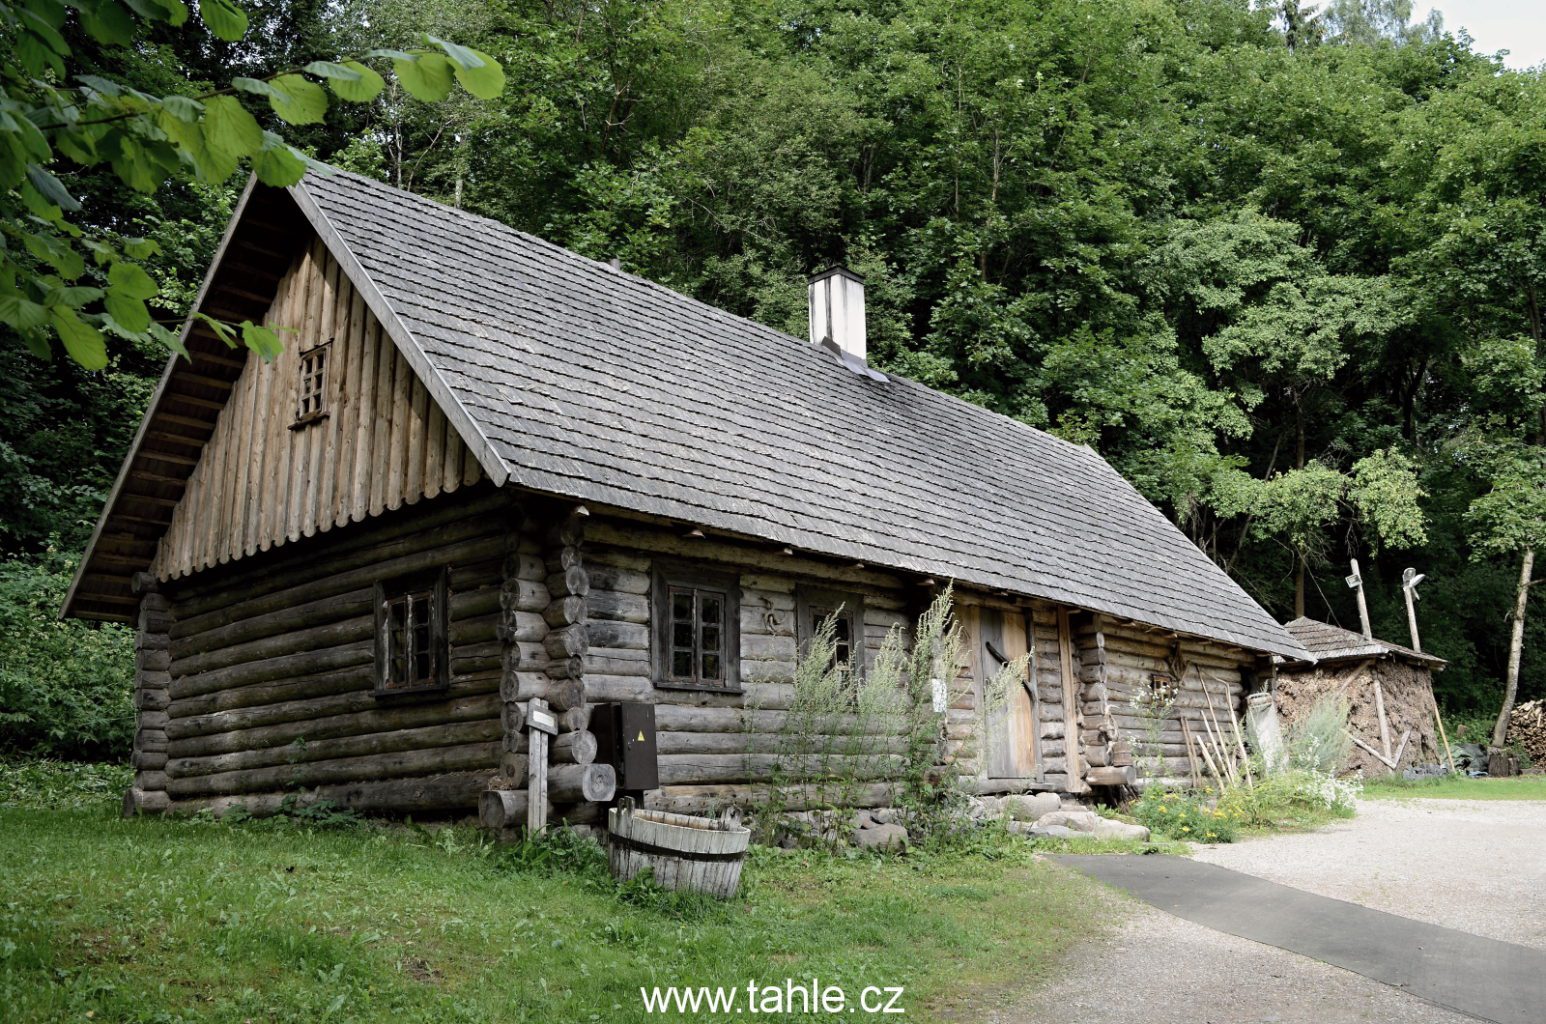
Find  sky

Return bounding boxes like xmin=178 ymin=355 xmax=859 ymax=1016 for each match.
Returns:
xmin=1412 ymin=2 xmax=1546 ymax=69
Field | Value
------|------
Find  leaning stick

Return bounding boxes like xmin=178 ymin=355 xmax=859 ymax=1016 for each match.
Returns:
xmin=1194 ymin=733 xmax=1225 ymax=791
xmin=1195 ymin=669 xmax=1238 ymax=786
xmin=1181 ymin=716 xmax=1201 ymax=789
xmin=1430 ymin=689 xmax=1457 ymax=773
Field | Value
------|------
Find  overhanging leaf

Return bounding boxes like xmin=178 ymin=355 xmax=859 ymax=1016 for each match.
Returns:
xmin=326 ymin=60 xmax=384 ymax=103
xmin=452 ymin=49 xmax=505 ymax=100
xmin=105 ymin=291 xmax=151 ymax=332
xmin=199 ymin=0 xmax=248 ymax=42
xmin=50 ymin=307 xmax=109 ymax=369
xmin=267 ymin=74 xmax=328 ymax=125
xmin=109 ymin=262 xmax=158 ymax=300
xmin=202 ymin=95 xmax=263 ymax=167
xmin=392 ymin=52 xmax=453 ymax=103
xmin=240 ymin=320 xmax=284 ymax=360
xmin=79 ymin=0 xmax=136 ymax=46
xmin=252 ymin=133 xmax=307 ymax=186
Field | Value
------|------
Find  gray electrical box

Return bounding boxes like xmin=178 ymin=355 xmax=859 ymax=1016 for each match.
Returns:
xmin=592 ymin=701 xmax=658 ymax=794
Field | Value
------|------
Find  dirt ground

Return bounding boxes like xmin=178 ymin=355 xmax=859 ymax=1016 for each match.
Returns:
xmin=1001 ymin=796 xmax=1546 ymax=1024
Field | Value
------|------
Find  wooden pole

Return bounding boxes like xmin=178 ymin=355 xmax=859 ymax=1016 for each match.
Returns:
xmin=1349 ymin=558 xmax=1372 ymax=640
xmin=527 ymin=697 xmax=554 ymax=835
xmin=1403 ymin=580 xmax=1422 ymax=653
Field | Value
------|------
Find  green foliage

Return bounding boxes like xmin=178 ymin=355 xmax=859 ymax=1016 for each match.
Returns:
xmin=0 ymin=757 xmax=131 ymax=808
xmin=0 ymin=557 xmax=133 ymax=759
xmin=0 ymin=0 xmax=505 ymax=369
xmin=1218 ymin=770 xmax=1359 ymax=830
xmin=1130 ymin=788 xmax=1240 ymax=844
xmin=1285 ymin=694 xmax=1355 ymax=776
xmin=759 ymin=588 xmax=970 ymax=845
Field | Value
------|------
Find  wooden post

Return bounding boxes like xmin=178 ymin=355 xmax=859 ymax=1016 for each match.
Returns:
xmin=1431 ymin=688 xmax=1456 ymax=773
xmin=1348 ymin=559 xmax=1372 ymax=640
xmin=1056 ymin=609 xmax=1087 ymax=792
xmin=1402 ymin=568 xmax=1425 ymax=653
xmin=527 ymin=697 xmax=557 ymax=835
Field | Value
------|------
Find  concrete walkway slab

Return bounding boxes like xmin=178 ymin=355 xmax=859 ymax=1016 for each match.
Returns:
xmin=1057 ymin=855 xmax=1546 ymax=1024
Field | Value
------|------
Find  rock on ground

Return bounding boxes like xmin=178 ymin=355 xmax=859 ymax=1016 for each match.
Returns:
xmin=1003 ymin=793 xmax=1061 ymax=821
xmin=852 ymin=822 xmax=909 ymax=851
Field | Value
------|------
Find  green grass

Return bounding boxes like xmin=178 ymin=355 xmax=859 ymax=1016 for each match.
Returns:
xmin=1360 ymin=773 xmax=1546 ymax=801
xmin=0 ymin=767 xmax=1115 ymax=1023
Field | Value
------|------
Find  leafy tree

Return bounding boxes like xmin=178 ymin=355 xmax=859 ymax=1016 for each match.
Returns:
xmin=0 ymin=0 xmax=505 ymax=370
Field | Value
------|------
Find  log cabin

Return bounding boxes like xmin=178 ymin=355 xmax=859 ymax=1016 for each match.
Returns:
xmin=64 ymin=169 xmax=1310 ymax=823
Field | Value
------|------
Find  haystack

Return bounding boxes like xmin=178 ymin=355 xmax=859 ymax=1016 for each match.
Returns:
xmin=1276 ymin=618 xmax=1447 ymax=777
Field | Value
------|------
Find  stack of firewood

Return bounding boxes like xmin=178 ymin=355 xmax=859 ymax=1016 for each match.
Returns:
xmin=1508 ymin=700 xmax=1546 ymax=767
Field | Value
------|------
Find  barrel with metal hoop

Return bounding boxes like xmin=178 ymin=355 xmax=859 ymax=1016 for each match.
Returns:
xmin=606 ymin=798 xmax=750 ymax=898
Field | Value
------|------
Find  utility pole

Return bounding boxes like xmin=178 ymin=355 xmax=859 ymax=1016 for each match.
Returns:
xmin=1346 ymin=559 xmax=1372 ymax=639
xmin=1402 ymin=567 xmax=1426 ymax=653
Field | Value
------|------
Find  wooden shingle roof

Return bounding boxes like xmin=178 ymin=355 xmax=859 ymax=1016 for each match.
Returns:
xmin=69 ymin=170 xmax=1309 ymax=660
xmin=1283 ymin=617 xmax=1445 ymax=668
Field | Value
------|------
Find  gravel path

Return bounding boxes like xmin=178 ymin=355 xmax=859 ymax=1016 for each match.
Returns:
xmin=1197 ymin=797 xmax=1546 ymax=951
xmin=1001 ymin=796 xmax=1546 ymax=1023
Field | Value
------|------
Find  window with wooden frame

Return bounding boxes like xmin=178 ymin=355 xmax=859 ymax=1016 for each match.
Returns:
xmin=373 ymin=568 xmax=449 ymax=695
xmin=796 ymin=586 xmax=866 ymax=677
xmin=292 ymin=342 xmax=330 ymax=428
xmin=652 ymin=564 xmax=740 ymax=692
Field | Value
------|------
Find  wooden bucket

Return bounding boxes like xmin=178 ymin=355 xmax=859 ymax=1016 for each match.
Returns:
xmin=607 ymin=800 xmax=750 ymax=898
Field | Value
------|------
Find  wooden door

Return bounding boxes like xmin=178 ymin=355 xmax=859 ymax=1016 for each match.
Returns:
xmin=980 ymin=607 xmax=1038 ymax=779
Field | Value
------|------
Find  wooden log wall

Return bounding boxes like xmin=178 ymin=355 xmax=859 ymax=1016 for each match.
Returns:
xmin=123 ymin=583 xmax=173 ymax=816
xmin=580 ymin=517 xmax=915 ymax=815
xmin=152 ymin=236 xmax=483 ymax=583
xmin=487 ymin=504 xmax=617 ymax=831
xmin=1075 ymin=615 xmax=1253 ymax=783
xmin=155 ymin=487 xmax=512 ymax=816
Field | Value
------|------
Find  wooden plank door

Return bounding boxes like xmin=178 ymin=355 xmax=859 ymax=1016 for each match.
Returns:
xmin=981 ymin=607 xmax=1038 ymax=779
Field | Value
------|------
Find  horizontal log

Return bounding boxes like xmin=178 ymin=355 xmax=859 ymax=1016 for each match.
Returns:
xmin=167 ymin=689 xmax=501 ymax=756
xmin=167 ymin=718 xmax=502 ymax=779
xmin=542 ymin=595 xmax=585 ymax=629
xmin=587 ymin=620 xmax=648 ymax=651
xmin=169 ymin=663 xmax=376 ymax=720
xmin=481 ymin=789 xmax=544 ymax=830
xmin=135 ymin=688 xmax=171 ymax=712
xmin=652 ymin=705 xmax=905 ymax=736
xmin=171 ymin=641 xmax=373 ymax=700
xmin=123 ymin=787 xmax=171 ymax=816
xmin=656 ymin=753 xmax=903 ymax=786
xmin=1085 ymin=765 xmax=1137 ymax=787
xmin=548 ymin=763 xmax=615 ymax=803
xmin=585 ymin=564 xmax=649 ymax=596
xmin=499 ymin=753 xmax=529 ymax=785
xmin=171 ymin=770 xmax=493 ymax=819
xmin=552 ymin=730 xmax=598 ymax=765
xmin=546 ymin=566 xmax=589 ymax=598
xmin=642 ymin=781 xmax=899 ymax=815
xmin=504 ymin=552 xmax=545 ymax=582
xmin=171 ymin=587 xmax=374 ymax=659
xmin=133 ymin=750 xmax=168 ymax=771
xmin=501 ymin=578 xmax=551 ymax=614
xmin=164 ymin=741 xmax=501 ymax=797
xmin=544 ymin=624 xmax=589 ymax=660
xmin=587 ymin=589 xmax=648 ymax=624
xmin=657 ymin=732 xmax=908 ymax=756
xmin=172 ymin=523 xmax=509 ymax=626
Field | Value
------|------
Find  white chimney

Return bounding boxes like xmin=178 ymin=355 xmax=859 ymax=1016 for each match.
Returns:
xmin=808 ymin=267 xmax=884 ymax=380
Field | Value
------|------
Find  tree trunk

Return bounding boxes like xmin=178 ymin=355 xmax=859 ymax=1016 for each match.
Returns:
xmin=1493 ymin=548 xmax=1535 ymax=749
xmin=1294 ymin=552 xmax=1307 ymax=619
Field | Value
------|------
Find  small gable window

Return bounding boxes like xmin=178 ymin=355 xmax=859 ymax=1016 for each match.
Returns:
xmin=374 ymin=568 xmax=449 ymax=695
xmin=796 ymin=586 xmax=866 ymax=675
xmin=653 ymin=564 xmax=740 ymax=692
xmin=293 ymin=343 xmax=330 ymax=427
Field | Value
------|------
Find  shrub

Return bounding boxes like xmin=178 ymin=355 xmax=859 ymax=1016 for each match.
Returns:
xmin=1129 ymin=787 xmax=1239 ymax=843
xmin=0 ymin=757 xmax=132 ymax=809
xmin=0 ymin=555 xmax=135 ymax=760
xmin=1284 ymin=694 xmax=1353 ymax=775
xmin=1217 ymin=769 xmax=1358 ymax=830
